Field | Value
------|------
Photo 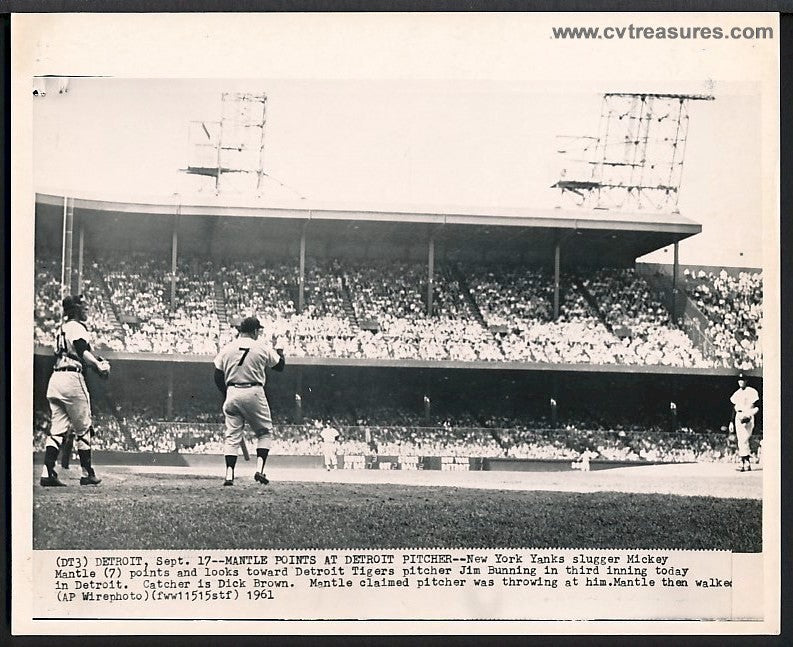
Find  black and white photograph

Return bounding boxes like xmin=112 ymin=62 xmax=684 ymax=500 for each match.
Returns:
xmin=11 ymin=12 xmax=780 ymax=634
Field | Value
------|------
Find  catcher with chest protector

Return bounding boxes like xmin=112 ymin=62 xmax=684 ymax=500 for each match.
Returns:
xmin=40 ymin=295 xmax=109 ymax=487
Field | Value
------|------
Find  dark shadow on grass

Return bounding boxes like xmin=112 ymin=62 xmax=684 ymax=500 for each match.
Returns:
xmin=33 ymin=480 xmax=762 ymax=552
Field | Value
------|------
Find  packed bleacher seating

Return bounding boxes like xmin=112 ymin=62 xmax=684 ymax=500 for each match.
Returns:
xmin=35 ymin=253 xmax=762 ymax=369
xmin=500 ymin=427 xmax=739 ymax=463
xmin=467 ymin=265 xmax=701 ymax=366
xmin=467 ymin=267 xmax=553 ymax=328
xmin=341 ymin=261 xmax=503 ymax=361
xmin=220 ymin=259 xmax=502 ymax=361
xmin=581 ymin=268 xmax=706 ymax=367
xmin=34 ymin=259 xmax=64 ymax=348
xmin=32 ymin=397 xmax=760 ymax=465
xmin=103 ymin=255 xmax=223 ymax=354
xmin=684 ymin=268 xmax=763 ymax=369
xmin=289 ymin=258 xmax=361 ymax=356
xmin=80 ymin=269 xmax=126 ymax=351
xmin=35 ymin=259 xmax=125 ymax=351
xmin=222 ymin=260 xmax=297 ymax=321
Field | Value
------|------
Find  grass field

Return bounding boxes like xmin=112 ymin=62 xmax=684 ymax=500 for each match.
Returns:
xmin=33 ymin=471 xmax=762 ymax=551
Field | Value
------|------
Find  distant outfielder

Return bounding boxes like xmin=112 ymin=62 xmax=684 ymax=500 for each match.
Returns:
xmin=213 ymin=317 xmax=285 ymax=486
xmin=320 ymin=423 xmax=340 ymax=470
xmin=571 ymin=450 xmax=596 ymax=472
xmin=730 ymin=373 xmax=759 ymax=472
xmin=40 ymin=295 xmax=109 ymax=487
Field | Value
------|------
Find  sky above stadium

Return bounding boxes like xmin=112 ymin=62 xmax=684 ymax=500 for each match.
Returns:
xmin=33 ymin=78 xmax=763 ymax=267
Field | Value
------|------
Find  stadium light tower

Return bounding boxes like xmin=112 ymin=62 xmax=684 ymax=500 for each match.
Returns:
xmin=554 ymin=92 xmax=714 ymax=211
xmin=183 ymin=92 xmax=268 ymax=195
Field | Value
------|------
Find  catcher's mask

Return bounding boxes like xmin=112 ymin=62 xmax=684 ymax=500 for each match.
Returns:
xmin=62 ymin=294 xmax=87 ymax=321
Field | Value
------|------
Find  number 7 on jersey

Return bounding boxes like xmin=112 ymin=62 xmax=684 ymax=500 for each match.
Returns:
xmin=237 ymin=347 xmax=250 ymax=366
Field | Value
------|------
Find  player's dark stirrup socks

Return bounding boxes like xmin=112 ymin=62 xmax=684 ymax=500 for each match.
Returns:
xmin=254 ymin=448 xmax=269 ymax=484
xmin=77 ymin=427 xmax=101 ymax=485
xmin=40 ymin=445 xmax=66 ymax=487
xmin=78 ymin=451 xmax=101 ymax=485
xmin=224 ymin=455 xmax=237 ymax=485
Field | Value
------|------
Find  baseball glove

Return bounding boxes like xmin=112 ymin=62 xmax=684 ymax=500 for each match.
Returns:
xmin=740 ymin=416 xmax=751 ymax=424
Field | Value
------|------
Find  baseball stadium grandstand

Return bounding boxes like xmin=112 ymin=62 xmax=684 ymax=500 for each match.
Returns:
xmin=33 ymin=192 xmax=763 ymax=468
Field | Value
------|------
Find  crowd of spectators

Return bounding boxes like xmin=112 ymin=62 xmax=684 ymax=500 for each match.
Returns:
xmin=33 ymin=408 xmax=128 ymax=451
xmin=220 ymin=260 xmax=371 ymax=358
xmin=34 ymin=260 xmax=65 ymax=348
xmin=32 ymin=400 xmax=756 ymax=464
xmin=684 ymin=268 xmax=763 ymax=369
xmin=581 ymin=269 xmax=706 ymax=367
xmin=35 ymin=259 xmax=125 ymax=351
xmin=501 ymin=427 xmax=739 ymax=463
xmin=35 ymin=253 xmax=762 ymax=370
xmin=80 ymin=270 xmax=126 ymax=351
xmin=468 ymin=267 xmax=553 ymax=328
xmin=104 ymin=255 xmax=224 ymax=354
xmin=222 ymin=260 xmax=297 ymax=322
xmin=341 ymin=262 xmax=502 ymax=361
xmin=467 ymin=265 xmax=703 ymax=366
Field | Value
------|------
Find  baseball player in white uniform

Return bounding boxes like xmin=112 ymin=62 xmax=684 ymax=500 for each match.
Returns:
xmin=320 ymin=424 xmax=340 ymax=470
xmin=213 ymin=317 xmax=284 ymax=486
xmin=40 ymin=295 xmax=110 ymax=487
xmin=730 ymin=373 xmax=760 ymax=472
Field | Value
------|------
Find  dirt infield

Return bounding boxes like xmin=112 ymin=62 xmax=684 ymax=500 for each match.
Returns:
xmin=47 ymin=459 xmax=762 ymax=500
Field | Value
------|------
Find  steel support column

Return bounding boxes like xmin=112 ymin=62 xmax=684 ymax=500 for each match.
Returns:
xmin=295 ymin=368 xmax=303 ymax=423
xmin=672 ymin=241 xmax=680 ymax=322
xmin=166 ymin=363 xmax=174 ymax=419
xmin=298 ymin=222 xmax=307 ymax=314
xmin=553 ymin=239 xmax=561 ymax=320
xmin=76 ymin=220 xmax=84 ymax=295
xmin=427 ymin=236 xmax=435 ymax=315
xmin=63 ymin=197 xmax=74 ymax=297
xmin=171 ymin=213 xmax=179 ymax=309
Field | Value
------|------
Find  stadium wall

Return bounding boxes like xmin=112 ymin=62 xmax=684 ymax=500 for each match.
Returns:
xmin=31 ymin=452 xmax=667 ymax=472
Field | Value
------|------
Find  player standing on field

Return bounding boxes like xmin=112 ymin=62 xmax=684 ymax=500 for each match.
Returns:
xmin=40 ymin=295 xmax=109 ymax=487
xmin=320 ymin=423 xmax=340 ymax=470
xmin=213 ymin=317 xmax=285 ymax=486
xmin=730 ymin=372 xmax=760 ymax=472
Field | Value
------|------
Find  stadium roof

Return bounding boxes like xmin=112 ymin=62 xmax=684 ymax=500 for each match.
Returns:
xmin=36 ymin=191 xmax=701 ymax=263
xmin=36 ymin=191 xmax=700 ymax=234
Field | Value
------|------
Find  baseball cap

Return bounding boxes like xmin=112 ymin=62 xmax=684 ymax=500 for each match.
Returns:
xmin=238 ymin=316 xmax=264 ymax=334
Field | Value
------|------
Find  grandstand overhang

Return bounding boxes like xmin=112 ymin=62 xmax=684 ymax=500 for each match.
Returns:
xmin=36 ymin=192 xmax=701 ymax=264
xmin=31 ymin=345 xmax=760 ymax=378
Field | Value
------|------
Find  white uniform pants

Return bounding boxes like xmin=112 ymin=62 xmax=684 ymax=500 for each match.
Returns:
xmin=734 ymin=414 xmax=754 ymax=456
xmin=323 ymin=443 xmax=338 ymax=468
xmin=46 ymin=371 xmax=92 ymax=450
xmin=223 ymin=386 xmax=272 ymax=454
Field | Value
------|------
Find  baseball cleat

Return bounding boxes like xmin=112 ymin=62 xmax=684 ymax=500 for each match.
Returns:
xmin=254 ymin=472 xmax=269 ymax=485
xmin=40 ymin=475 xmax=67 ymax=487
xmin=223 ymin=479 xmax=234 ymax=486
xmin=80 ymin=474 xmax=102 ymax=486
